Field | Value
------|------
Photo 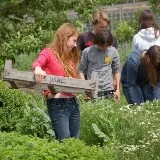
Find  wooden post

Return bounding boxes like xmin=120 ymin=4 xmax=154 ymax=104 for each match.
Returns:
xmin=3 ymin=60 xmax=19 ymax=89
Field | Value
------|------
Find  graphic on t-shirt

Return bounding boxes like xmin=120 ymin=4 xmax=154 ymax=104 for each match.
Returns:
xmin=104 ymin=56 xmax=112 ymax=64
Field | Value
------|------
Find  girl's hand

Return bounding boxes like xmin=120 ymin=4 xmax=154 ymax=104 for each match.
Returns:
xmin=34 ymin=66 xmax=46 ymax=83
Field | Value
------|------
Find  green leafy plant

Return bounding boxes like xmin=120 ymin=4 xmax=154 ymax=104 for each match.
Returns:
xmin=148 ymin=0 xmax=160 ymax=14
xmin=0 ymin=131 xmax=110 ymax=160
xmin=80 ymin=98 xmax=160 ymax=160
xmin=0 ymin=81 xmax=53 ymax=138
xmin=115 ymin=21 xmax=136 ymax=44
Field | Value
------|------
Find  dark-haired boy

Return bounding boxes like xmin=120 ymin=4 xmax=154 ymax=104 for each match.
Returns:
xmin=79 ymin=29 xmax=120 ymax=100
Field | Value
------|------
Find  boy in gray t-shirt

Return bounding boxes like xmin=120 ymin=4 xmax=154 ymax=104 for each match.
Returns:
xmin=79 ymin=29 xmax=120 ymax=101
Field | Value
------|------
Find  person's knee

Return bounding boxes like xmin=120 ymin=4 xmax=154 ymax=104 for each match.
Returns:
xmin=54 ymin=126 xmax=70 ymax=141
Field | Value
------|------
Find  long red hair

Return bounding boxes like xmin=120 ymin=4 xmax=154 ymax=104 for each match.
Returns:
xmin=48 ymin=23 xmax=80 ymax=78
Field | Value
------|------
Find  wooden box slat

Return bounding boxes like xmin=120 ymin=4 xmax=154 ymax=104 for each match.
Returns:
xmin=3 ymin=60 xmax=98 ymax=95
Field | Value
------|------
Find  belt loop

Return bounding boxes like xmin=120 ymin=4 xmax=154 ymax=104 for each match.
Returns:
xmin=69 ymin=96 xmax=77 ymax=104
xmin=73 ymin=96 xmax=77 ymax=103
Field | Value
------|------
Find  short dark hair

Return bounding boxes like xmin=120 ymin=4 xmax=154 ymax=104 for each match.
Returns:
xmin=94 ymin=29 xmax=113 ymax=46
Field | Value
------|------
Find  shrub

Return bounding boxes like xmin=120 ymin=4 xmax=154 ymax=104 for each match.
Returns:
xmin=80 ymin=98 xmax=160 ymax=159
xmin=0 ymin=81 xmax=53 ymax=138
xmin=80 ymin=98 xmax=160 ymax=146
xmin=114 ymin=21 xmax=135 ymax=44
xmin=0 ymin=131 xmax=110 ymax=160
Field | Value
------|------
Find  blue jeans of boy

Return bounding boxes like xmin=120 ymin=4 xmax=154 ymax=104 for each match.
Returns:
xmin=47 ymin=97 xmax=80 ymax=141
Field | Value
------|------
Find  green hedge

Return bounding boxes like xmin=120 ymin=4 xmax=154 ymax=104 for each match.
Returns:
xmin=0 ymin=132 xmax=109 ymax=160
xmin=0 ymin=80 xmax=53 ymax=138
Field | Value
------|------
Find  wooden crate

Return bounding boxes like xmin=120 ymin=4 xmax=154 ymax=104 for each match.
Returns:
xmin=2 ymin=60 xmax=98 ymax=96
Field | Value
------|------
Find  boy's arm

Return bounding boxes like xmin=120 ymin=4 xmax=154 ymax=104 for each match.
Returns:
xmin=112 ymin=49 xmax=121 ymax=101
xmin=113 ymin=72 xmax=121 ymax=101
xmin=79 ymin=49 xmax=88 ymax=79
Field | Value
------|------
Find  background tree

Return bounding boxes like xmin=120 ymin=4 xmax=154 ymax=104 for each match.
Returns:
xmin=148 ymin=0 xmax=160 ymax=13
xmin=0 ymin=0 xmax=158 ymax=72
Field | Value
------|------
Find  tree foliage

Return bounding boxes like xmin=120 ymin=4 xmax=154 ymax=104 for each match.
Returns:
xmin=0 ymin=0 xmax=159 ymax=71
xmin=148 ymin=0 xmax=160 ymax=13
xmin=0 ymin=0 xmax=70 ymax=71
xmin=115 ymin=21 xmax=136 ymax=44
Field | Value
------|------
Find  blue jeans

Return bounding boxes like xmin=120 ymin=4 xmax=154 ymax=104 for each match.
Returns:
xmin=122 ymin=83 xmax=154 ymax=105
xmin=153 ymin=82 xmax=160 ymax=99
xmin=47 ymin=97 xmax=80 ymax=141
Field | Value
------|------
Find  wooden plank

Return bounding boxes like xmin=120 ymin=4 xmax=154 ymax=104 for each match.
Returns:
xmin=3 ymin=69 xmax=94 ymax=90
xmin=3 ymin=60 xmax=98 ymax=94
